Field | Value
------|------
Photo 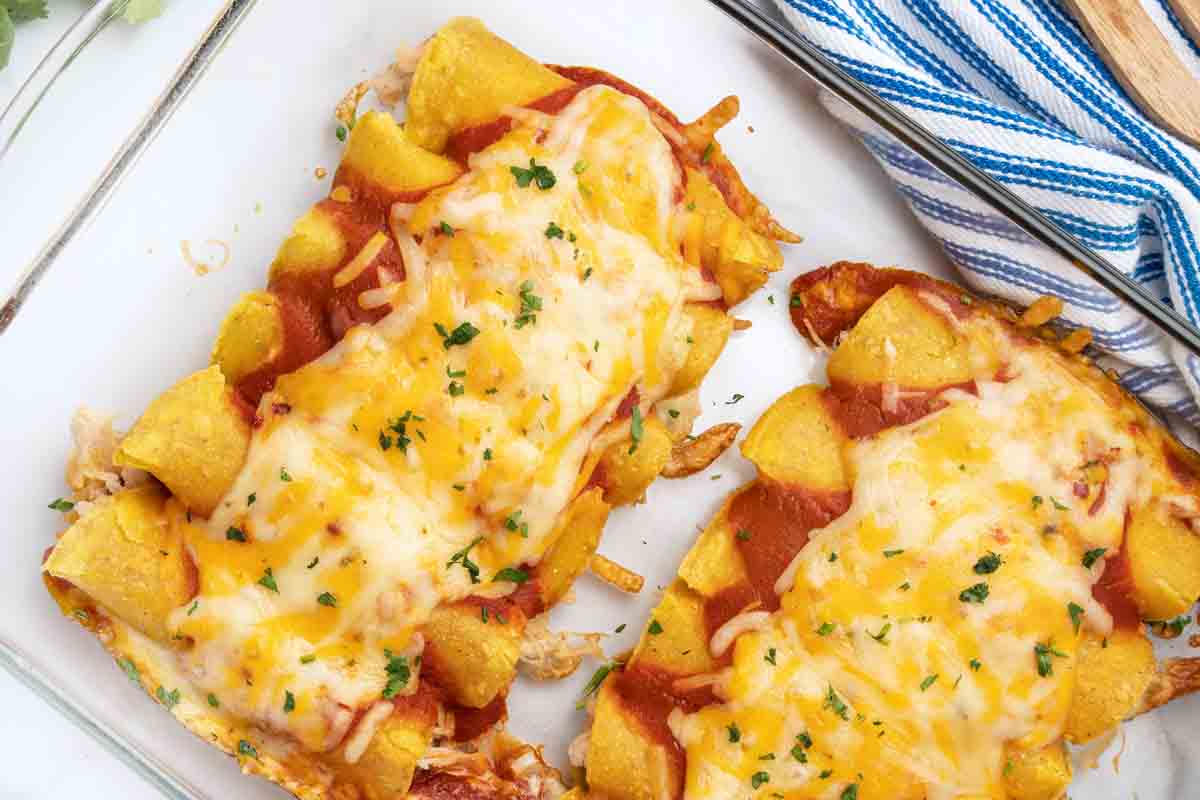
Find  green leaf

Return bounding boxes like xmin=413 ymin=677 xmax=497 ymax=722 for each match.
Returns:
xmin=493 ymin=566 xmax=529 ymax=584
xmin=122 ymin=0 xmax=163 ymax=24
xmin=0 ymin=9 xmax=14 ymax=72
xmin=3 ymin=1 xmax=47 ymax=24
xmin=47 ymin=497 xmax=74 ymax=512
xmin=381 ymin=650 xmax=411 ymax=699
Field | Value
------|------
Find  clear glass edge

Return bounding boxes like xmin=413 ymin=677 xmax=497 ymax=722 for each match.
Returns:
xmin=7 ymin=0 xmax=1200 ymax=797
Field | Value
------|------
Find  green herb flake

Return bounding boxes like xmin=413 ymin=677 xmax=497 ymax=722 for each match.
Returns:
xmin=736 ymin=529 xmax=753 ymax=541
xmin=648 ymin=619 xmax=664 ymax=635
xmin=515 ymin=281 xmax=543 ymax=329
xmin=1082 ymin=547 xmax=1107 ymax=569
xmin=578 ymin=663 xmax=615 ymax=709
xmin=284 ymin=690 xmax=296 ymax=713
xmin=207 ymin=693 xmax=220 ymax=708
xmin=436 ymin=321 xmax=481 ymax=349
xmin=300 ymin=654 xmax=316 ymax=664
xmin=920 ymin=674 xmax=938 ymax=691
xmin=47 ymin=498 xmax=74 ymax=512
xmin=765 ymin=647 xmax=777 ymax=665
xmin=447 ymin=381 xmax=465 ymax=397
xmin=823 ymin=684 xmax=849 ymax=720
xmin=247 ymin=492 xmax=256 ymax=506
xmin=511 ymin=158 xmax=557 ymax=190
xmin=973 ymin=552 xmax=1003 ymax=574
xmin=381 ymin=649 xmax=411 ymax=699
xmin=573 ymin=159 xmax=588 ymax=175
xmin=615 ymin=623 xmax=626 ymax=633
xmin=959 ymin=582 xmax=990 ymax=604
xmin=727 ymin=722 xmax=741 ymax=743
xmin=447 ymin=537 xmax=484 ymax=583
xmin=545 ymin=221 xmax=565 ymax=239
xmin=257 ymin=567 xmax=279 ymax=593
xmin=335 ymin=125 xmax=347 ymax=142
xmin=883 ymin=548 xmax=904 ymax=558
xmin=969 ymin=658 xmax=982 ymax=671
xmin=187 ymin=601 xmax=199 ymax=616
xmin=237 ymin=740 xmax=259 ymax=759
xmin=307 ymin=556 xmax=319 ymax=569
xmin=701 ymin=142 xmax=715 ymax=164
xmin=869 ymin=623 xmax=891 ymax=644
xmin=628 ymin=406 xmax=644 ymax=455
xmin=280 ymin=467 xmax=292 ymax=482
xmin=439 ymin=221 xmax=455 ymax=236
xmin=1068 ymin=601 xmax=1085 ymax=634
xmin=726 ymin=393 xmax=744 ymax=405
xmin=155 ymin=686 xmax=181 ymax=710
xmin=750 ymin=771 xmax=769 ymax=790
xmin=493 ymin=566 xmax=529 ymax=584
xmin=505 ymin=510 xmax=530 ymax=538
xmin=226 ymin=526 xmax=247 ymax=543
xmin=317 ymin=591 xmax=338 ymax=608
xmin=1034 ymin=640 xmax=1067 ymax=677
xmin=841 ymin=785 xmax=859 ymax=800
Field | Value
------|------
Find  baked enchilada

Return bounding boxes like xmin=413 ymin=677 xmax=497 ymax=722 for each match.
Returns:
xmin=577 ymin=262 xmax=1200 ymax=800
xmin=40 ymin=18 xmax=794 ymax=799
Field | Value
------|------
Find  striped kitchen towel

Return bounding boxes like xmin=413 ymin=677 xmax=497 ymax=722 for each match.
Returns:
xmin=773 ymin=0 xmax=1200 ymax=427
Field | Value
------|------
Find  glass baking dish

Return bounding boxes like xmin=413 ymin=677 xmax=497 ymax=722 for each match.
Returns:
xmin=3 ymin=1 xmax=1198 ymax=797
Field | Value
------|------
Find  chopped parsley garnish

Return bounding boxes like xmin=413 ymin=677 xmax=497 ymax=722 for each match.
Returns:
xmin=973 ymin=552 xmax=1003 ymax=574
xmin=446 ymin=537 xmax=484 ymax=583
xmin=969 ymin=658 xmax=982 ymax=671
xmin=701 ymin=142 xmax=715 ymax=164
xmin=578 ymin=662 xmax=615 ymax=708
xmin=280 ymin=467 xmax=292 ymax=482
xmin=823 ymin=684 xmax=849 ymax=719
xmin=436 ymin=321 xmax=480 ymax=349
xmin=796 ymin=731 xmax=813 ymax=749
xmin=817 ymin=621 xmax=836 ymax=636
xmin=790 ymin=293 xmax=802 ymax=308
xmin=765 ymin=647 xmax=777 ymax=665
xmin=511 ymin=158 xmax=556 ymax=190
xmin=515 ymin=281 xmax=543 ymax=329
xmin=257 ymin=567 xmax=279 ymax=593
xmin=899 ymin=581 xmax=911 ymax=591
xmin=819 ymin=770 xmax=833 ymax=779
xmin=1068 ymin=602 xmax=1085 ymax=634
xmin=439 ymin=221 xmax=455 ymax=236
xmin=869 ymin=623 xmax=891 ymax=644
xmin=582 ymin=266 xmax=594 ymax=282
xmin=1031 ymin=495 xmax=1043 ymax=509
xmin=727 ymin=722 xmax=741 ymax=743
xmin=446 ymin=365 xmax=466 ymax=378
xmin=379 ymin=431 xmax=393 ymax=450
xmin=447 ymin=380 xmax=465 ymax=397
xmin=790 ymin=744 xmax=808 ymax=763
xmin=883 ymin=548 xmax=904 ymax=558
xmin=307 ymin=556 xmax=319 ymax=569
xmin=493 ymin=566 xmax=529 ymax=584
xmin=959 ymin=582 xmax=990 ymax=604
xmin=1051 ymin=497 xmax=1070 ymax=511
xmin=545 ymin=221 xmax=565 ymax=239
xmin=483 ymin=448 xmax=493 ymax=461
xmin=750 ymin=771 xmax=769 ymax=790
xmin=736 ymin=529 xmax=752 ymax=541
xmin=381 ymin=649 xmax=411 ymax=699
xmin=628 ymin=406 xmax=644 ymax=455
xmin=573 ymin=160 xmax=588 ymax=174
xmin=919 ymin=674 xmax=938 ymax=691
xmin=759 ymin=753 xmax=775 ymax=761
xmin=1082 ymin=547 xmax=1106 ymax=568
xmin=47 ymin=498 xmax=74 ymax=512
xmin=768 ymin=294 xmax=775 ymax=304
xmin=336 ymin=125 xmax=347 ymax=142
xmin=155 ymin=686 xmax=180 ymax=710
xmin=317 ymin=591 xmax=338 ymax=608
xmin=247 ymin=492 xmax=256 ymax=506
xmin=283 ymin=690 xmax=295 ymax=713
xmin=207 ymin=693 xmax=220 ymax=708
xmin=226 ymin=526 xmax=247 ymax=543
xmin=841 ymin=785 xmax=859 ymax=800
xmin=1153 ymin=615 xmax=1191 ymax=637
xmin=300 ymin=654 xmax=316 ymax=664
xmin=647 ymin=619 xmax=664 ymax=635
xmin=1034 ymin=640 xmax=1067 ymax=677
xmin=667 ymin=408 xmax=681 ymax=419
xmin=237 ymin=740 xmax=258 ymax=759
xmin=504 ymin=510 xmax=530 ymax=538
xmin=726 ymin=393 xmax=744 ymax=405
xmin=829 ymin=551 xmax=838 ymax=562
xmin=615 ymin=623 xmax=626 ymax=633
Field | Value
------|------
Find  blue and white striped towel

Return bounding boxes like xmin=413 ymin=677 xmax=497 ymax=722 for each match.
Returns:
xmin=774 ymin=0 xmax=1200 ymax=427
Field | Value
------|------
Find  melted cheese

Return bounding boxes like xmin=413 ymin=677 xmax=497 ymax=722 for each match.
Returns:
xmin=168 ymin=85 xmax=719 ymax=751
xmin=678 ymin=324 xmax=1145 ymax=800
